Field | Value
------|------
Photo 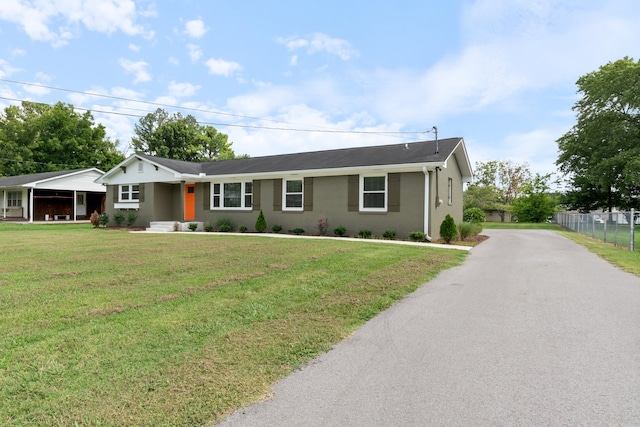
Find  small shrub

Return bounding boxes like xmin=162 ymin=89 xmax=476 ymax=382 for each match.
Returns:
xmin=333 ymin=225 xmax=346 ymax=236
xmin=458 ymin=222 xmax=483 ymax=240
xmin=255 ymin=209 xmax=267 ymax=232
xmin=463 ymin=207 xmax=486 ymax=223
xmin=204 ymin=222 xmax=214 ymax=232
xmin=126 ymin=211 xmax=138 ymax=227
xmin=358 ymin=229 xmax=372 ymax=239
xmin=173 ymin=221 xmax=179 ymax=232
xmin=216 ymin=217 xmax=233 ymax=232
xmin=89 ymin=210 xmax=100 ymax=228
xmin=440 ymin=214 xmax=458 ymax=244
xmin=316 ymin=218 xmax=328 ymax=235
xmin=272 ymin=224 xmax=283 ymax=233
xmin=188 ymin=222 xmax=198 ymax=231
xmin=409 ymin=231 xmax=425 ymax=242
xmin=98 ymin=212 xmax=109 ymax=227
xmin=239 ymin=225 xmax=248 ymax=233
xmin=113 ymin=212 xmax=125 ymax=227
xmin=382 ymin=230 xmax=396 ymax=239
xmin=291 ymin=227 xmax=305 ymax=235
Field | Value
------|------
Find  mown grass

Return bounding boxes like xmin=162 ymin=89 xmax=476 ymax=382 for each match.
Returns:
xmin=482 ymin=221 xmax=640 ymax=278
xmin=0 ymin=223 xmax=467 ymax=426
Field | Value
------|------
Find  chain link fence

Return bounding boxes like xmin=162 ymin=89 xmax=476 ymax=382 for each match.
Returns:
xmin=554 ymin=210 xmax=638 ymax=251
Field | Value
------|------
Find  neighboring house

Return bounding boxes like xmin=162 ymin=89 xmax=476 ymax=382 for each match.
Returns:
xmin=0 ymin=169 xmax=106 ymax=222
xmin=96 ymin=138 xmax=473 ymax=240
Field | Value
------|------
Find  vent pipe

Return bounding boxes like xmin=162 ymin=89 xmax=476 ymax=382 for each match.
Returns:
xmin=432 ymin=125 xmax=438 ymax=154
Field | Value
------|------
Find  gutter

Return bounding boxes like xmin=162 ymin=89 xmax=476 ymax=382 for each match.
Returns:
xmin=422 ymin=166 xmax=433 ymax=242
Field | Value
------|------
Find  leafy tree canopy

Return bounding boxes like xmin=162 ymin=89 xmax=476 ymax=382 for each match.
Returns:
xmin=464 ymin=160 xmax=532 ymax=221
xmin=557 ymin=57 xmax=640 ymax=211
xmin=0 ymin=101 xmax=124 ymax=177
xmin=131 ymin=108 xmax=246 ymax=161
xmin=511 ymin=173 xmax=559 ymax=222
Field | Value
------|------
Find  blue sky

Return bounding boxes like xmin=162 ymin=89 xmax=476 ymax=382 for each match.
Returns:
xmin=1 ymin=0 xmax=639 ymax=181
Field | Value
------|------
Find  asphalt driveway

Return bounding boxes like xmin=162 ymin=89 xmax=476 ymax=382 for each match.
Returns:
xmin=218 ymin=229 xmax=640 ymax=426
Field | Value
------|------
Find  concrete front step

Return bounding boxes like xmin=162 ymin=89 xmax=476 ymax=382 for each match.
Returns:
xmin=147 ymin=221 xmax=204 ymax=232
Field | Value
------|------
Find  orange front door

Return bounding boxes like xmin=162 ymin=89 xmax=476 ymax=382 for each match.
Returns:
xmin=184 ymin=184 xmax=196 ymax=221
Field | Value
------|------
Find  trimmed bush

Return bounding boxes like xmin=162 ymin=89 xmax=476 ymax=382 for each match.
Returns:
xmin=333 ymin=225 xmax=346 ymax=236
xmin=255 ymin=209 xmax=267 ymax=232
xmin=98 ymin=212 xmax=109 ymax=227
xmin=291 ymin=227 xmax=305 ymax=235
xmin=216 ymin=217 xmax=233 ymax=232
xmin=382 ymin=230 xmax=396 ymax=239
xmin=126 ymin=211 xmax=138 ymax=227
xmin=90 ymin=210 xmax=100 ymax=228
xmin=113 ymin=212 xmax=125 ymax=227
xmin=358 ymin=229 xmax=372 ymax=239
xmin=188 ymin=222 xmax=198 ymax=231
xmin=440 ymin=214 xmax=457 ymax=244
xmin=204 ymin=222 xmax=214 ymax=232
xmin=463 ymin=207 xmax=486 ymax=223
xmin=408 ymin=231 xmax=425 ymax=242
xmin=272 ymin=224 xmax=283 ymax=233
xmin=239 ymin=225 xmax=248 ymax=233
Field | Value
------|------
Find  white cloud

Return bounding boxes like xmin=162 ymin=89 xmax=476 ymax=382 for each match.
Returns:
xmin=12 ymin=48 xmax=26 ymax=56
xmin=205 ymin=58 xmax=242 ymax=77
xmin=186 ymin=43 xmax=203 ymax=62
xmin=129 ymin=43 xmax=140 ymax=52
xmin=0 ymin=0 xmax=154 ymax=46
xmin=184 ymin=19 xmax=207 ymax=38
xmin=167 ymin=81 xmax=200 ymax=98
xmin=277 ymin=33 xmax=358 ymax=60
xmin=0 ymin=60 xmax=21 ymax=78
xmin=35 ymin=71 xmax=53 ymax=81
xmin=169 ymin=57 xmax=180 ymax=65
xmin=118 ymin=58 xmax=152 ymax=83
xmin=22 ymin=82 xmax=51 ymax=96
xmin=289 ymin=55 xmax=298 ymax=66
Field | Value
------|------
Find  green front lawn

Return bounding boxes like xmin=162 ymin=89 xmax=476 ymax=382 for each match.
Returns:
xmin=0 ymin=223 xmax=467 ymax=426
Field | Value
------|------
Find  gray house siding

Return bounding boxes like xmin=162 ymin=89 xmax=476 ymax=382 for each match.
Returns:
xmin=193 ymin=172 xmax=426 ymax=239
xmin=429 ymin=153 xmax=464 ymax=239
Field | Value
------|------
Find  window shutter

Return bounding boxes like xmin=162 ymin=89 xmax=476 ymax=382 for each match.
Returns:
xmin=112 ymin=185 xmax=118 ymax=203
xmin=273 ymin=179 xmax=282 ymax=211
xmin=252 ymin=180 xmax=261 ymax=211
xmin=348 ymin=175 xmax=359 ymax=211
xmin=202 ymin=182 xmax=210 ymax=209
xmin=303 ymin=177 xmax=313 ymax=211
xmin=388 ymin=173 xmax=400 ymax=212
xmin=138 ymin=183 xmax=145 ymax=203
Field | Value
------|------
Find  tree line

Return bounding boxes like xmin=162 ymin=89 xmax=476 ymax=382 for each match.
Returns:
xmin=0 ymin=103 xmax=242 ymax=177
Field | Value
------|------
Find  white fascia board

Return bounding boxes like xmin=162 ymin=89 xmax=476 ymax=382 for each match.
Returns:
xmin=201 ymin=162 xmax=447 ymax=181
xmin=27 ymin=168 xmax=105 ymax=189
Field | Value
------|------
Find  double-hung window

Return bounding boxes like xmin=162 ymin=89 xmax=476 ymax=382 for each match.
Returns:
xmin=7 ymin=191 xmax=22 ymax=207
xmin=212 ymin=182 xmax=252 ymax=209
xmin=119 ymin=184 xmax=139 ymax=202
xmin=284 ymin=179 xmax=303 ymax=210
xmin=360 ymin=175 xmax=387 ymax=211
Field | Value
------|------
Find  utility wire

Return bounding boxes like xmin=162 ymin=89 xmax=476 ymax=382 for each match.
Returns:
xmin=0 ymin=78 xmax=431 ymax=136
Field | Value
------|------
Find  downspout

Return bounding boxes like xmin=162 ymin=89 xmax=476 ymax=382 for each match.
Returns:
xmin=422 ymin=167 xmax=432 ymax=241
xmin=2 ymin=190 xmax=5 ymax=220
xmin=73 ymin=190 xmax=77 ymax=222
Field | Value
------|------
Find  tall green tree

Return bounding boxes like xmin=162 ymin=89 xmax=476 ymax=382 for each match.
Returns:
xmin=557 ymin=57 xmax=640 ymax=211
xmin=511 ymin=173 xmax=558 ymax=222
xmin=0 ymin=101 xmax=124 ymax=176
xmin=131 ymin=108 xmax=243 ymax=161
xmin=464 ymin=160 xmax=532 ymax=221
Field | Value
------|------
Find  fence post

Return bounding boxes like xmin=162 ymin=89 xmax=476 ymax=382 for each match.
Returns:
xmin=631 ymin=208 xmax=635 ymax=252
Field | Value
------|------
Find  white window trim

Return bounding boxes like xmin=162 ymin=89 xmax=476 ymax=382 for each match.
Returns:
xmin=359 ymin=174 xmax=388 ymax=212
xmin=282 ymin=177 xmax=304 ymax=211
xmin=7 ymin=190 xmax=23 ymax=207
xmin=210 ymin=181 xmax=253 ymax=210
xmin=118 ymin=184 xmax=139 ymax=203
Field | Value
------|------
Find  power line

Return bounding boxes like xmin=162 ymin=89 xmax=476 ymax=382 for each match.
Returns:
xmin=0 ymin=78 xmax=430 ymax=137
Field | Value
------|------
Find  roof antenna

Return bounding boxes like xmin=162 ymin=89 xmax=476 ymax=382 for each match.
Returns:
xmin=432 ymin=126 xmax=438 ymax=154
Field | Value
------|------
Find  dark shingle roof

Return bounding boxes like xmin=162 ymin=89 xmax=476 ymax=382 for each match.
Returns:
xmin=132 ymin=138 xmax=463 ymax=177
xmin=0 ymin=169 xmax=87 ymax=187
